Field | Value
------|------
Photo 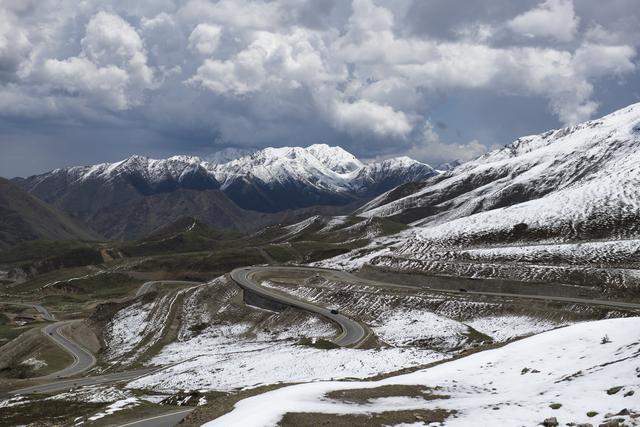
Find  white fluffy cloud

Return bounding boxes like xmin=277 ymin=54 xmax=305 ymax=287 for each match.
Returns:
xmin=39 ymin=11 xmax=156 ymax=111
xmin=0 ymin=0 xmax=638 ymax=168
xmin=188 ymin=24 xmax=222 ymax=55
xmin=329 ymin=98 xmax=412 ymax=138
xmin=508 ymin=0 xmax=579 ymax=42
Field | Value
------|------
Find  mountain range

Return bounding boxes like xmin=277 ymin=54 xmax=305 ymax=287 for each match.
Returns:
xmin=13 ymin=144 xmax=436 ymax=240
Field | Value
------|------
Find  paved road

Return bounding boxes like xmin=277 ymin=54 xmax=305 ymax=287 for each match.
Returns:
xmin=8 ymin=367 xmax=156 ymax=396
xmin=231 ymin=265 xmax=640 ymax=349
xmin=231 ymin=266 xmax=368 ymax=347
xmin=0 ymin=301 xmax=56 ymax=321
xmin=115 ymin=408 xmax=194 ymax=427
xmin=325 ymin=268 xmax=640 ymax=312
xmin=40 ymin=320 xmax=96 ymax=379
xmin=135 ymin=280 xmax=202 ymax=297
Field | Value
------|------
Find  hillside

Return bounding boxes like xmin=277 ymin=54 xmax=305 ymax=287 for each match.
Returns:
xmin=0 ymin=178 xmax=99 ymax=249
xmin=317 ymin=103 xmax=640 ymax=299
xmin=359 ymin=103 xmax=640 ymax=246
xmin=206 ymin=317 xmax=640 ymax=427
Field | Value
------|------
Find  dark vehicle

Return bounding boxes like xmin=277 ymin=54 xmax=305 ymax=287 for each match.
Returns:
xmin=458 ymin=288 xmax=468 ymax=293
xmin=330 ymin=308 xmax=339 ymax=314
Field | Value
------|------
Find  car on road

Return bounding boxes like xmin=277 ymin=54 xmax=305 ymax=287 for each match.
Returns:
xmin=330 ymin=308 xmax=339 ymax=314
xmin=458 ymin=288 xmax=468 ymax=293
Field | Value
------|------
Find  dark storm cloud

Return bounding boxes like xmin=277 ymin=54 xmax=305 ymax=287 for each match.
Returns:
xmin=0 ymin=0 xmax=638 ymax=177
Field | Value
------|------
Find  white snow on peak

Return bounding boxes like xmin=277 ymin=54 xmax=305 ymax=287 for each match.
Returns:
xmin=204 ymin=147 xmax=255 ymax=164
xmin=30 ymin=143 xmax=436 ymax=197
xmin=306 ymin=143 xmax=364 ymax=173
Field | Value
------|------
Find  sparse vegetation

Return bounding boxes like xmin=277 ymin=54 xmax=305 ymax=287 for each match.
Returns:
xmin=0 ymin=399 xmax=104 ymax=425
xmin=278 ymin=409 xmax=456 ymax=426
xmin=297 ymin=337 xmax=340 ymax=350
xmin=606 ymin=386 xmax=623 ymax=395
xmin=325 ymin=385 xmax=449 ymax=404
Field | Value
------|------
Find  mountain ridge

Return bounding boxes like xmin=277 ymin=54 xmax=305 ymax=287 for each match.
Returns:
xmin=14 ymin=144 xmax=436 ymax=239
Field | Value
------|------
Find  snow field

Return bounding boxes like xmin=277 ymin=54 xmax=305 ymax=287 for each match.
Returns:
xmin=205 ymin=317 xmax=640 ymax=427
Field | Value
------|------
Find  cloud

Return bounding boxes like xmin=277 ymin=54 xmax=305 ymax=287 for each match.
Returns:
xmin=329 ymin=98 xmax=413 ymax=137
xmin=43 ymin=57 xmax=130 ymax=110
xmin=403 ymin=122 xmax=494 ymax=164
xmin=39 ymin=11 xmax=156 ymax=111
xmin=1 ymin=0 xmax=640 ymax=177
xmin=188 ymin=24 xmax=222 ymax=55
xmin=508 ymin=0 xmax=579 ymax=42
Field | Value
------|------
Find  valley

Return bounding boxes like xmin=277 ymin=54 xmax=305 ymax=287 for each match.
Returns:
xmin=1 ymin=104 xmax=640 ymax=426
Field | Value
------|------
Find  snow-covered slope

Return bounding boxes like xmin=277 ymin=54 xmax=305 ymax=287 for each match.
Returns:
xmin=360 ymin=102 xmax=640 ymax=246
xmin=206 ymin=317 xmax=640 ymax=427
xmin=204 ymin=147 xmax=255 ymax=164
xmin=352 ymin=156 xmax=437 ymax=196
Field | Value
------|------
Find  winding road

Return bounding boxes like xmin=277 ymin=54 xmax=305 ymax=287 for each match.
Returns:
xmin=231 ymin=266 xmax=369 ymax=347
xmin=41 ymin=320 xmax=96 ymax=379
xmin=0 ymin=301 xmax=56 ymax=321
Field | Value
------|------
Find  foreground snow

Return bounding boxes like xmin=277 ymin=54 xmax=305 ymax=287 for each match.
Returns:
xmin=205 ymin=317 xmax=640 ymax=426
xmin=128 ymin=336 xmax=447 ymax=392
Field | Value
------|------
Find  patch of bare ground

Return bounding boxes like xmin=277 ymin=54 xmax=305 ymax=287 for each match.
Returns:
xmin=278 ymin=408 xmax=455 ymax=426
xmin=180 ymin=384 xmax=292 ymax=426
xmin=0 ymin=398 xmax=104 ymax=426
xmin=324 ymin=384 xmax=449 ymax=404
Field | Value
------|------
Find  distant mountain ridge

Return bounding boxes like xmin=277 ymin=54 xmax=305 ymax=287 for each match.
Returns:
xmin=15 ymin=144 xmax=436 ymax=239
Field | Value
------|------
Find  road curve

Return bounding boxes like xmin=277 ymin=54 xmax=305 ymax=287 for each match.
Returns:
xmin=232 ymin=265 xmax=640 ymax=349
xmin=115 ymin=408 xmax=194 ymax=427
xmin=231 ymin=266 xmax=368 ymax=347
xmin=0 ymin=301 xmax=56 ymax=321
xmin=8 ymin=368 xmax=156 ymax=396
xmin=325 ymin=269 xmax=640 ymax=312
xmin=135 ymin=280 xmax=202 ymax=297
xmin=41 ymin=320 xmax=96 ymax=379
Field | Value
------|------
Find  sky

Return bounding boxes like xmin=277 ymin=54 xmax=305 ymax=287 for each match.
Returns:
xmin=1 ymin=0 xmax=640 ymax=178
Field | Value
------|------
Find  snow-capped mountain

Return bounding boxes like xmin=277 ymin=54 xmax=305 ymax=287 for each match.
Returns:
xmin=352 ymin=156 xmax=437 ymax=196
xmin=209 ymin=144 xmax=436 ymax=211
xmin=204 ymin=147 xmax=255 ymax=164
xmin=360 ymin=102 xmax=640 ymax=246
xmin=15 ymin=144 xmax=436 ymax=238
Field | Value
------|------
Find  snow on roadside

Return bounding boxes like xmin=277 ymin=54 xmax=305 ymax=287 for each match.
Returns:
xmin=49 ymin=385 xmax=134 ymax=404
xmin=128 ymin=342 xmax=446 ymax=393
xmin=467 ymin=315 xmax=570 ymax=342
xmin=372 ymin=310 xmax=474 ymax=349
xmin=103 ymin=301 xmax=153 ymax=360
xmin=86 ymin=397 xmax=139 ymax=422
xmin=205 ymin=317 xmax=640 ymax=427
xmin=21 ymin=357 xmax=47 ymax=370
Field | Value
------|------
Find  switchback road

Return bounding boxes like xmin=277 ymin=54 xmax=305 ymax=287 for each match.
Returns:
xmin=231 ymin=266 xmax=369 ymax=347
xmin=41 ymin=320 xmax=96 ymax=379
xmin=0 ymin=301 xmax=55 ymax=321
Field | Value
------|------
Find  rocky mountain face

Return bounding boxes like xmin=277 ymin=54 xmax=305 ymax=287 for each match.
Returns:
xmin=0 ymin=178 xmax=99 ymax=249
xmin=14 ymin=144 xmax=436 ymax=239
